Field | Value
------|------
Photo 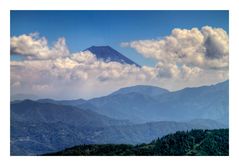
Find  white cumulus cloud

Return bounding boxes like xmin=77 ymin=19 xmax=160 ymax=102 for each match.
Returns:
xmin=120 ymin=26 xmax=228 ymax=91
xmin=11 ymin=33 xmax=70 ymax=60
xmin=121 ymin=26 xmax=229 ymax=70
xmin=10 ymin=29 xmax=229 ymax=99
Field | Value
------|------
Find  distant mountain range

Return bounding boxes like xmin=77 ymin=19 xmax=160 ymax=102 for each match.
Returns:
xmin=79 ymin=80 xmax=229 ymax=125
xmin=85 ymin=46 xmax=141 ymax=67
xmin=11 ymin=100 xmax=225 ymax=155
xmin=34 ymin=81 xmax=228 ymax=125
xmin=10 ymin=80 xmax=229 ymax=155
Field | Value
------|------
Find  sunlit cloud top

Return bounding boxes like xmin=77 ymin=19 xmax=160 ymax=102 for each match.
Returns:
xmin=11 ymin=25 xmax=228 ymax=99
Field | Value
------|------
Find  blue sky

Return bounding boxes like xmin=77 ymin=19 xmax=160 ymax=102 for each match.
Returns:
xmin=11 ymin=10 xmax=228 ymax=66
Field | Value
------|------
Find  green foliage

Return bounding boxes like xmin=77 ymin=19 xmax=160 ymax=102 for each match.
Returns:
xmin=44 ymin=129 xmax=229 ymax=156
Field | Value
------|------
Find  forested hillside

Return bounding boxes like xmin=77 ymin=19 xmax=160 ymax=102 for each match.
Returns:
xmin=45 ymin=129 xmax=228 ymax=156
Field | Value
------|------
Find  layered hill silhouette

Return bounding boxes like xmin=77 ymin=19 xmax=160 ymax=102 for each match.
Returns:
xmin=75 ymin=81 xmax=229 ymax=125
xmin=11 ymin=80 xmax=229 ymax=155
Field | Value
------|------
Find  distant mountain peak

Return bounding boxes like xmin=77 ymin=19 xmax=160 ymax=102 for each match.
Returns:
xmin=85 ymin=46 xmax=141 ymax=67
xmin=110 ymin=85 xmax=169 ymax=97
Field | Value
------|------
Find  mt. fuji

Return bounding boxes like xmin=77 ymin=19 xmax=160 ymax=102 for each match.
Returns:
xmin=85 ymin=46 xmax=141 ymax=67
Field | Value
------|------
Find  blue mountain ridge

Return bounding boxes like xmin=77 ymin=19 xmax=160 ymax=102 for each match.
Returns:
xmin=79 ymin=80 xmax=229 ymax=125
xmin=10 ymin=80 xmax=229 ymax=155
xmin=11 ymin=102 xmax=225 ymax=155
xmin=11 ymin=99 xmax=130 ymax=127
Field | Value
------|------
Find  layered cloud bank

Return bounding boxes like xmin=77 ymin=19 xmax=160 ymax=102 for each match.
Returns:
xmin=11 ymin=26 xmax=228 ymax=99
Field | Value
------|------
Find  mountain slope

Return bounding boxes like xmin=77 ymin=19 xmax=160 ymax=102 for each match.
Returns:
xmin=11 ymin=100 xmax=129 ymax=127
xmin=11 ymin=114 xmax=225 ymax=155
xmin=44 ymin=129 xmax=229 ymax=156
xmin=87 ymin=120 xmax=226 ymax=145
xmin=82 ymin=92 xmax=158 ymax=122
xmin=11 ymin=100 xmax=130 ymax=155
xmin=85 ymin=46 xmax=141 ymax=67
xmin=11 ymin=121 xmax=93 ymax=156
xmin=79 ymin=81 xmax=228 ymax=124
xmin=37 ymin=98 xmax=86 ymax=107
xmin=153 ymin=81 xmax=229 ymax=125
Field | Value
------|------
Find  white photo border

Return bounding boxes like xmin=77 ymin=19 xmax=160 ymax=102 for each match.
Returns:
xmin=1 ymin=0 xmax=239 ymax=166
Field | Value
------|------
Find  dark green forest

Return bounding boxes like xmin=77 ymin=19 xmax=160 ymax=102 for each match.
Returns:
xmin=44 ymin=129 xmax=229 ymax=156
